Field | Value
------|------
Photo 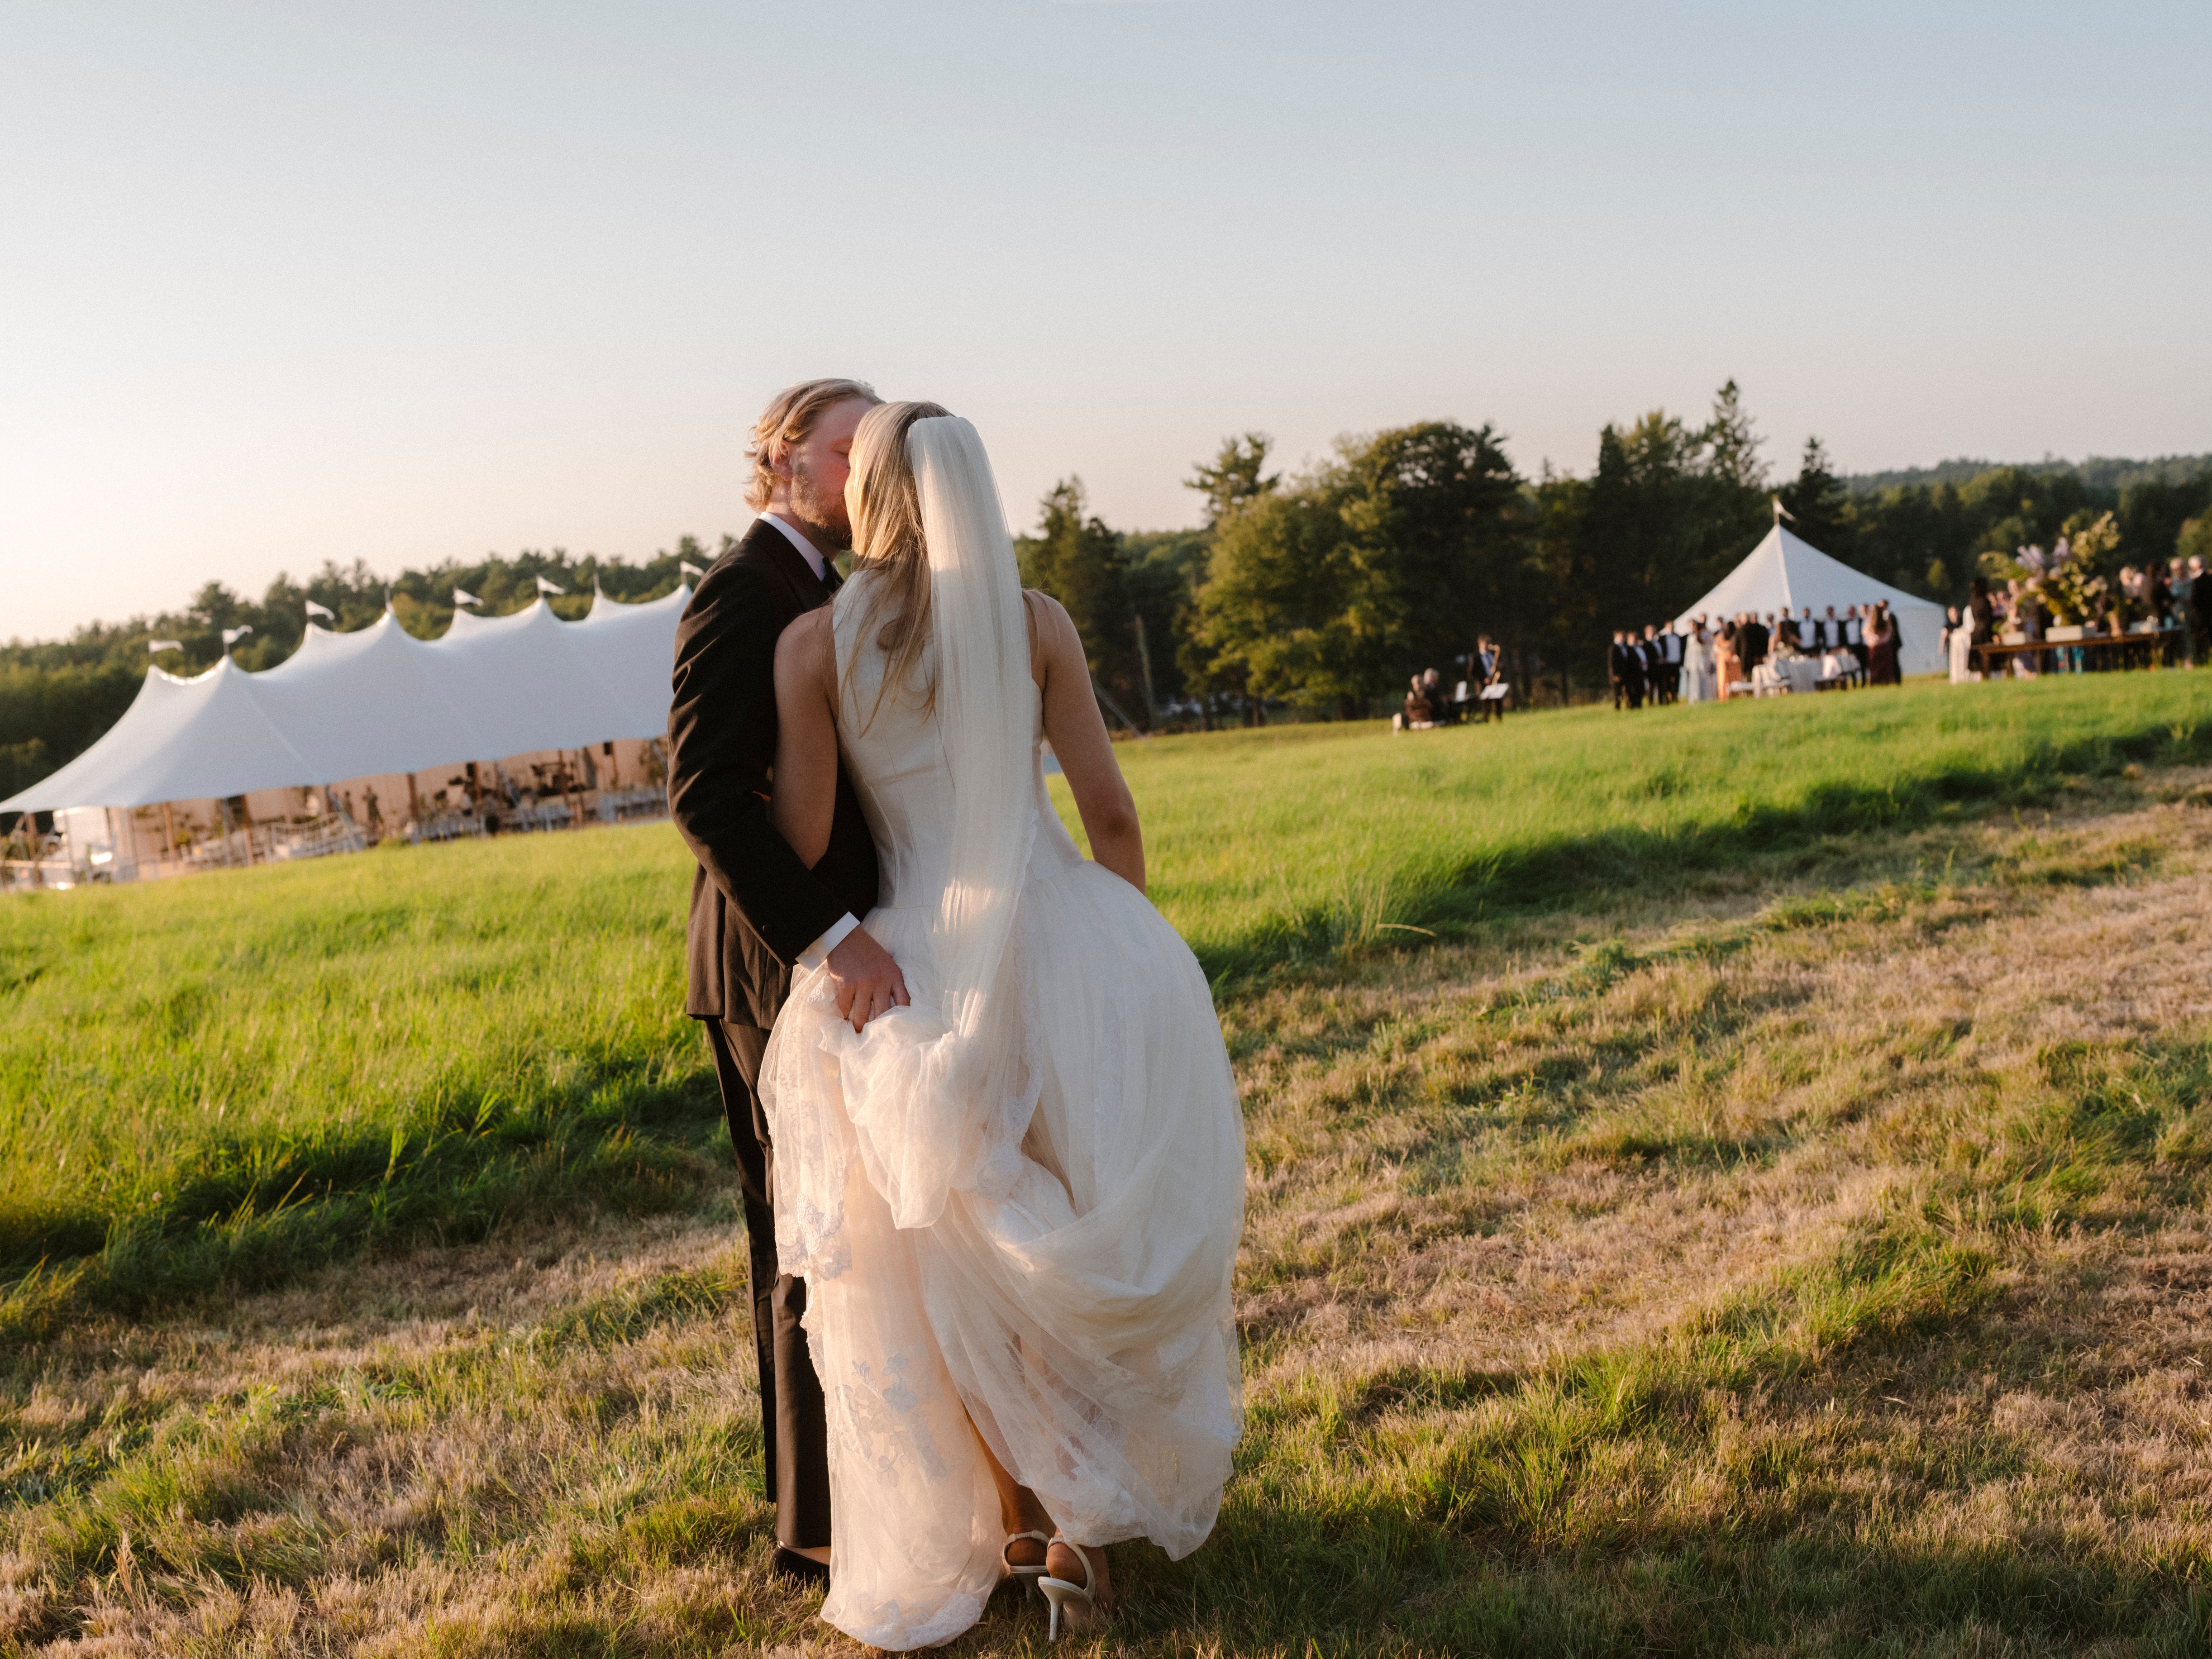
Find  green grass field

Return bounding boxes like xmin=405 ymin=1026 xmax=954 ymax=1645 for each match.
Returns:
xmin=5 ymin=672 xmax=2212 ymax=1655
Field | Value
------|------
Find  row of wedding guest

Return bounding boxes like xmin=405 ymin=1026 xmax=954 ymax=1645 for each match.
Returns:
xmin=1611 ymin=603 xmax=1901 ymax=707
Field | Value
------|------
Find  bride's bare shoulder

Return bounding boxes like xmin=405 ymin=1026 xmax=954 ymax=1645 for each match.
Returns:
xmin=1020 ymin=589 xmax=1076 ymax=684
xmin=773 ymin=606 xmax=835 ymax=689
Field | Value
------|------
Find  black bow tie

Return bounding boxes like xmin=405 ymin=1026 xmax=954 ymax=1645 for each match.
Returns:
xmin=820 ymin=563 xmax=843 ymax=596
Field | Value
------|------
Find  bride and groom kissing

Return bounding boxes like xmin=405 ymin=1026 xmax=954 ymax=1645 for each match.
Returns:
xmin=665 ymin=380 xmax=1246 ymax=1650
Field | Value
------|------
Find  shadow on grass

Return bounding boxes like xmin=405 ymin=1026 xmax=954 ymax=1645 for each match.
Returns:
xmin=0 ymin=1054 xmax=729 ymax=1353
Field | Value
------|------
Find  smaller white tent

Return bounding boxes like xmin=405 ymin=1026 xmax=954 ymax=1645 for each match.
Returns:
xmin=1676 ymin=522 xmax=1947 ymax=677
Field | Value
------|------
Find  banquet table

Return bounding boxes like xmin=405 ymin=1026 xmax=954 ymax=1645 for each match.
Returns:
xmin=1974 ymin=626 xmax=2179 ymax=672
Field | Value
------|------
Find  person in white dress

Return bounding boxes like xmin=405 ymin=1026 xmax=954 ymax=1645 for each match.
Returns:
xmin=1679 ymin=623 xmax=1717 ymax=703
xmin=1947 ymin=604 xmax=1979 ymax=682
xmin=758 ymin=402 xmax=1246 ymax=1651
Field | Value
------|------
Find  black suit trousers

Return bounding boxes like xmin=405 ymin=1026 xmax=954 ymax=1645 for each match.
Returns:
xmin=705 ymin=1019 xmax=831 ymax=1549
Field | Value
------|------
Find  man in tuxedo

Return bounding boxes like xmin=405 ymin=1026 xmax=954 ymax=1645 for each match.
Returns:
xmin=1740 ymin=612 xmax=1769 ymax=674
xmin=1843 ymin=605 xmax=1868 ymax=678
xmin=667 ymin=377 xmax=901 ymax=1586
xmin=1418 ymin=666 xmax=1451 ymax=723
xmin=1609 ymin=630 xmax=1645 ymax=709
xmin=1648 ymin=623 xmax=1682 ymax=705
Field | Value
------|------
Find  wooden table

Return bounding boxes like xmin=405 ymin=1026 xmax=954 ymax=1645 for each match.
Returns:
xmin=1974 ymin=627 xmax=2180 ymax=672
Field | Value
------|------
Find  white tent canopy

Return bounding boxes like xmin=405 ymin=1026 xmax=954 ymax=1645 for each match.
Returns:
xmin=1675 ymin=522 xmax=1947 ymax=677
xmin=1 ymin=587 xmax=689 ymax=815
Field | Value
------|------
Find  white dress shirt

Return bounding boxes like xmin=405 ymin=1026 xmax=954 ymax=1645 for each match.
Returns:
xmin=763 ymin=511 xmax=829 ymax=582
xmin=762 ymin=512 xmax=860 ymax=970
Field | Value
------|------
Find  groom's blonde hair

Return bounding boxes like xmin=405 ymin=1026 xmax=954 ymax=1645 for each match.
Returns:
xmin=744 ymin=377 xmax=879 ymax=511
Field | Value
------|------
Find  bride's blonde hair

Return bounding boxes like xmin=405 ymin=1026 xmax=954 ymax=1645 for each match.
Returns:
xmin=842 ymin=399 xmax=952 ymax=730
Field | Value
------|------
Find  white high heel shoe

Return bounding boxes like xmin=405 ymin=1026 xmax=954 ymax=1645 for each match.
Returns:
xmin=1036 ymin=1535 xmax=1098 ymax=1643
xmin=1003 ymin=1530 xmax=1051 ymax=1599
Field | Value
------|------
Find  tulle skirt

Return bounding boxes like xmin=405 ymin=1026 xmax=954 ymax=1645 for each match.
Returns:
xmin=759 ymin=855 xmax=1246 ymax=1652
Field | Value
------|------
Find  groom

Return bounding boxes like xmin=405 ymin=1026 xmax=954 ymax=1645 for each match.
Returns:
xmin=667 ymin=377 xmax=908 ymax=1585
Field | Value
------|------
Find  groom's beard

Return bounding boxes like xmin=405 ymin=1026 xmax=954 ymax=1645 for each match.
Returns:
xmin=785 ymin=459 xmax=853 ymax=553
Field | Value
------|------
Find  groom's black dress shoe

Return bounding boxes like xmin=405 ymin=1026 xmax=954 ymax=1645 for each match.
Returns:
xmin=772 ymin=1545 xmax=830 ymax=1587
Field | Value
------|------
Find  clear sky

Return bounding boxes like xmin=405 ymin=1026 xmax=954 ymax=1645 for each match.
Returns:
xmin=4 ymin=1 xmax=2207 ymax=642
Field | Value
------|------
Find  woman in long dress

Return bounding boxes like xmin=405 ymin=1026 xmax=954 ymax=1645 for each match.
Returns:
xmin=760 ymin=403 xmax=1245 ymax=1651
xmin=1946 ymin=605 xmax=1978 ymax=682
xmin=1867 ymin=604 xmax=1902 ymax=685
xmin=1679 ymin=624 xmax=1716 ymax=703
xmin=1715 ymin=621 xmax=1743 ymax=699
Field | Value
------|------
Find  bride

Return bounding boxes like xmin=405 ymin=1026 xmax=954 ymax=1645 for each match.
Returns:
xmin=758 ymin=402 xmax=1247 ymax=1650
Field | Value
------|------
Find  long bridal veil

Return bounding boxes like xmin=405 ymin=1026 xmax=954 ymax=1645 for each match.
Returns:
xmin=760 ymin=414 xmax=1245 ymax=1651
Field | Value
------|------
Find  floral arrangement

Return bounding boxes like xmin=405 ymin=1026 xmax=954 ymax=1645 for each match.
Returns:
xmin=2005 ymin=512 xmax=2117 ymax=626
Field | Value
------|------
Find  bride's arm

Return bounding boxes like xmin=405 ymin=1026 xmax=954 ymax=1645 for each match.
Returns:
xmin=770 ymin=610 xmax=838 ymax=868
xmin=1030 ymin=592 xmax=1145 ymax=894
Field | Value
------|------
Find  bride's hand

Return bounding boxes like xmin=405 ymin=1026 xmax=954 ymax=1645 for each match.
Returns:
xmin=825 ymin=926 xmax=910 ymax=1032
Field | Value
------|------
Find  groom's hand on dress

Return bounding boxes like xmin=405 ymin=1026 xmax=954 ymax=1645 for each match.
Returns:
xmin=826 ymin=927 xmax=909 ymax=1032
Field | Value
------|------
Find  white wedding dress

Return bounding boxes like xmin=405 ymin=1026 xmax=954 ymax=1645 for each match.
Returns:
xmin=1679 ymin=634 xmax=1716 ymax=703
xmin=758 ymin=418 xmax=1245 ymax=1652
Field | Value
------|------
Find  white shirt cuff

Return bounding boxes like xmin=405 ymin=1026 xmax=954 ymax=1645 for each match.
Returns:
xmin=796 ymin=912 xmax=861 ymax=971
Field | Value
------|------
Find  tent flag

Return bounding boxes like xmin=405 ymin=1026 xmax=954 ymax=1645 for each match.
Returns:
xmin=305 ymin=599 xmax=335 ymax=621
xmin=534 ymin=575 xmax=565 ymax=596
xmin=0 ymin=586 xmax=690 ymax=815
xmin=453 ymin=587 xmax=481 ymax=607
xmin=148 ymin=639 xmax=183 ymax=655
xmin=1674 ymin=523 xmax=1948 ymax=678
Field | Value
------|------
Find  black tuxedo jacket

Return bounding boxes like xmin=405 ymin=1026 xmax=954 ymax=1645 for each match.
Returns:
xmin=668 ymin=519 xmax=880 ymax=1028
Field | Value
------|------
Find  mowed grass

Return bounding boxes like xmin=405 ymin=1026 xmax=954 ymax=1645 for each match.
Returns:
xmin=5 ymin=672 xmax=2212 ymax=1654
xmin=1106 ymin=672 xmax=2212 ymax=976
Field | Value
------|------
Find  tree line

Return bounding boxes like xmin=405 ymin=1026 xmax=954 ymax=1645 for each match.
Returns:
xmin=7 ymin=388 xmax=2212 ymax=803
xmin=1021 ymin=384 xmax=2212 ymax=726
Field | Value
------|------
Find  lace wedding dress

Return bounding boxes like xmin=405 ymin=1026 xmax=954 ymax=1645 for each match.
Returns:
xmin=758 ymin=417 xmax=1245 ymax=1652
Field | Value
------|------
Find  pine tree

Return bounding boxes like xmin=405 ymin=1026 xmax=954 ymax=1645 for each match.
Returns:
xmin=1185 ymin=434 xmax=1279 ymax=526
xmin=1025 ymin=479 xmax=1144 ymax=727
xmin=1778 ymin=437 xmax=1853 ymax=554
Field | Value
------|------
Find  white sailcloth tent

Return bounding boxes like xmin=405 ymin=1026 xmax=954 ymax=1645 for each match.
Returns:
xmin=0 ymin=586 xmax=690 ymax=815
xmin=1676 ymin=523 xmax=1947 ymax=677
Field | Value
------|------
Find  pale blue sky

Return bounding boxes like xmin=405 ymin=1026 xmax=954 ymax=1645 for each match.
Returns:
xmin=4 ymin=1 xmax=2207 ymax=640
